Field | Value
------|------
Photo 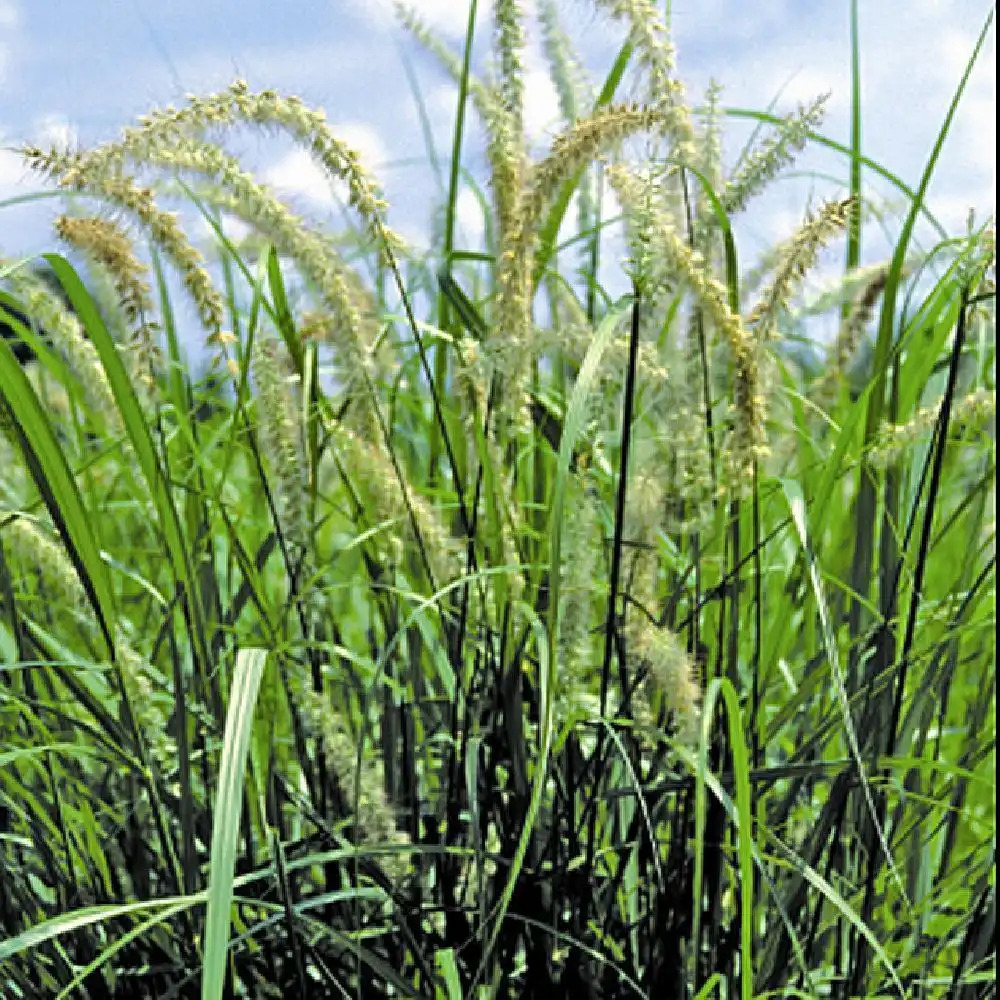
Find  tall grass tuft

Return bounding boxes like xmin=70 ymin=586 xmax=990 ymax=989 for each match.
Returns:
xmin=0 ymin=3 xmax=995 ymax=997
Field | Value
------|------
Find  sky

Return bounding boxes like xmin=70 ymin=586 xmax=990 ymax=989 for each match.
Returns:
xmin=0 ymin=0 xmax=995 ymax=308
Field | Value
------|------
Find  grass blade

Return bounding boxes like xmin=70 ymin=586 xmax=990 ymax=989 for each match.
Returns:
xmin=202 ymin=647 xmax=268 ymax=1000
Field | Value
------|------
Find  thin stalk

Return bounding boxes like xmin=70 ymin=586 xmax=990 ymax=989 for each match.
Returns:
xmin=428 ymin=0 xmax=479 ymax=488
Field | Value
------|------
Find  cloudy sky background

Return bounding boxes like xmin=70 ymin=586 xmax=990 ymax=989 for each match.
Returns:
xmin=1 ymin=0 xmax=994 ymax=319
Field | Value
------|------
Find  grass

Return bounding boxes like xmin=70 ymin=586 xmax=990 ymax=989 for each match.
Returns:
xmin=0 ymin=2 xmax=995 ymax=997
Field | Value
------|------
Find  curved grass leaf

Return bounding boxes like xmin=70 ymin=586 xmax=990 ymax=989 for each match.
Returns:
xmin=0 ymin=333 xmax=116 ymax=655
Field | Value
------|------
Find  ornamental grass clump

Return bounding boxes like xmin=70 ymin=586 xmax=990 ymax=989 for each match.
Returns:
xmin=0 ymin=2 xmax=994 ymax=998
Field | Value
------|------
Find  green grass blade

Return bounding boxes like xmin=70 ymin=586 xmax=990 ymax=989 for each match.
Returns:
xmin=546 ymin=298 xmax=629 ymax=649
xmin=782 ymin=479 xmax=908 ymax=901
xmin=0 ymin=336 xmax=116 ymax=656
xmin=42 ymin=252 xmax=212 ymax=669
xmin=689 ymin=677 xmax=754 ymax=999
xmin=0 ymin=897 xmax=203 ymax=962
xmin=202 ymin=647 xmax=269 ymax=1000
xmin=435 ymin=947 xmax=464 ymax=1000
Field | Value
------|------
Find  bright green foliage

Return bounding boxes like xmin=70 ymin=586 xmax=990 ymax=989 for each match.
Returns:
xmin=0 ymin=3 xmax=994 ymax=998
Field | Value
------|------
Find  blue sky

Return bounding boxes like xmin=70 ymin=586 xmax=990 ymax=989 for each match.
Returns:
xmin=1 ymin=0 xmax=995 ymax=281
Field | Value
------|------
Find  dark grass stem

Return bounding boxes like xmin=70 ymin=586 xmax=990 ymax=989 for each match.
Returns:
xmin=573 ymin=286 xmax=643 ymax=968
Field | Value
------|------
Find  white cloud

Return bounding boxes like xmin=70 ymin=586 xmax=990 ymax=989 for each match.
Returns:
xmin=414 ymin=42 xmax=569 ymax=147
xmin=455 ymin=185 xmax=485 ymax=246
xmin=951 ymin=92 xmax=996 ymax=178
xmin=0 ymin=0 xmax=20 ymax=86
xmin=195 ymin=211 xmax=252 ymax=246
xmin=264 ymin=122 xmax=389 ymax=207
xmin=360 ymin=0 xmax=488 ymax=41
xmin=266 ymin=148 xmax=334 ymax=205
xmin=0 ymin=115 xmax=79 ymax=202
xmin=0 ymin=0 xmax=19 ymax=28
xmin=427 ymin=81 xmax=484 ymax=146
xmin=936 ymin=25 xmax=984 ymax=78
xmin=34 ymin=114 xmax=78 ymax=149
xmin=172 ymin=41 xmax=376 ymax=100
xmin=761 ymin=64 xmax=847 ymax=115
xmin=925 ymin=193 xmax=990 ymax=236
xmin=521 ymin=65 xmax=563 ymax=144
xmin=0 ymin=144 xmax=27 ymax=194
xmin=0 ymin=121 xmax=41 ymax=200
xmin=335 ymin=122 xmax=389 ymax=173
